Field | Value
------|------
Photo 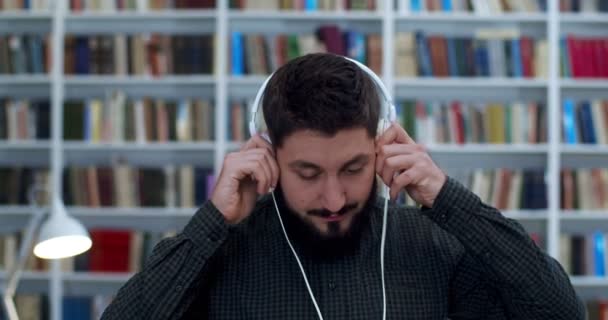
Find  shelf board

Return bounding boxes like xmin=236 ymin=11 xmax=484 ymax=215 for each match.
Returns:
xmin=395 ymin=77 xmax=547 ymax=88
xmin=0 ymin=11 xmax=52 ymax=33
xmin=64 ymin=75 xmax=216 ymax=98
xmin=560 ymin=78 xmax=608 ymax=89
xmin=228 ymin=10 xmax=383 ymax=21
xmin=0 ymin=271 xmax=133 ymax=295
xmin=65 ymin=10 xmax=216 ymax=33
xmin=428 ymin=143 xmax=548 ymax=154
xmin=561 ymin=145 xmax=608 ymax=168
xmin=0 ymin=75 xmax=50 ymax=97
xmin=560 ymin=13 xmax=608 ymax=24
xmin=561 ymin=211 xmax=608 ymax=233
xmin=570 ymin=276 xmax=608 ymax=300
xmin=429 ymin=144 xmax=547 ymax=170
xmin=0 ymin=141 xmax=50 ymax=166
xmin=63 ymin=142 xmax=216 ymax=167
xmin=69 ymin=207 xmax=195 ymax=232
xmin=0 ymin=206 xmax=196 ymax=234
xmin=396 ymin=12 xmax=547 ymax=22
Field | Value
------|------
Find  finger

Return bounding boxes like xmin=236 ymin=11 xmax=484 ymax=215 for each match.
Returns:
xmin=389 ymin=169 xmax=419 ymax=200
xmin=241 ymin=134 xmax=275 ymax=156
xmin=375 ymin=122 xmax=416 ymax=152
xmin=245 ymin=148 xmax=278 ymax=191
xmin=379 ymin=154 xmax=418 ymax=187
xmin=376 ymin=143 xmax=426 ymax=174
xmin=243 ymin=152 xmax=273 ymax=194
xmin=233 ymin=154 xmax=269 ymax=195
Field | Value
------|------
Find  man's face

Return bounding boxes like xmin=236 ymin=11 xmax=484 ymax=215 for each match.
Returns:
xmin=276 ymin=127 xmax=376 ymax=241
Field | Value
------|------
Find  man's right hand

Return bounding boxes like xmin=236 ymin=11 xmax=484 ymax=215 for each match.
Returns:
xmin=211 ymin=135 xmax=280 ymax=224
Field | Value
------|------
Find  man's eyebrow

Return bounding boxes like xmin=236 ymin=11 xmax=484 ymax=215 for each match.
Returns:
xmin=288 ymin=161 xmax=321 ymax=171
xmin=339 ymin=154 xmax=370 ymax=171
xmin=288 ymin=154 xmax=370 ymax=171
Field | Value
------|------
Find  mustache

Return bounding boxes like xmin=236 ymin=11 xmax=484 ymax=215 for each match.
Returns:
xmin=307 ymin=203 xmax=358 ymax=218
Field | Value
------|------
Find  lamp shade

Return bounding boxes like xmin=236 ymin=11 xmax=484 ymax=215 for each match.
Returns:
xmin=33 ymin=200 xmax=92 ymax=259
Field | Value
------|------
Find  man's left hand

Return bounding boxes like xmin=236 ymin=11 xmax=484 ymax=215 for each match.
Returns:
xmin=375 ymin=122 xmax=447 ymax=208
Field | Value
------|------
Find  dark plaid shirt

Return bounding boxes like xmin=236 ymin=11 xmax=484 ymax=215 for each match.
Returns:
xmin=101 ymin=177 xmax=584 ymax=319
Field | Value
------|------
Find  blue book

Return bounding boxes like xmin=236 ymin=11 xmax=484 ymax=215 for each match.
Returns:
xmin=511 ymin=38 xmax=523 ymax=78
xmin=231 ymin=32 xmax=244 ymax=76
xmin=594 ymin=232 xmax=606 ymax=276
xmin=27 ymin=35 xmax=43 ymax=74
xmin=415 ymin=32 xmax=433 ymax=77
xmin=23 ymin=0 xmax=30 ymax=9
xmin=562 ymin=99 xmax=578 ymax=144
xmin=75 ymin=37 xmax=90 ymax=74
xmin=305 ymin=0 xmax=318 ymax=11
xmin=410 ymin=0 xmax=422 ymax=11
xmin=63 ymin=296 xmax=91 ymax=320
xmin=442 ymin=0 xmax=452 ymax=11
xmin=345 ymin=30 xmax=366 ymax=63
xmin=581 ymin=101 xmax=597 ymax=144
xmin=474 ymin=40 xmax=489 ymax=77
xmin=446 ymin=38 xmax=458 ymax=76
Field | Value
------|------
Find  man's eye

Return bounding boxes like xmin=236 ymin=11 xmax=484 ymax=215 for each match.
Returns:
xmin=299 ymin=173 xmax=320 ymax=180
xmin=345 ymin=167 xmax=363 ymax=175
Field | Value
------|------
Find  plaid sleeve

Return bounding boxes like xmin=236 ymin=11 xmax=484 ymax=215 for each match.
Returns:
xmin=424 ymin=176 xmax=585 ymax=320
xmin=100 ymin=200 xmax=229 ymax=320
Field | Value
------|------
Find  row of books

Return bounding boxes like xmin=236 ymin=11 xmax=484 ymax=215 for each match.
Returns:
xmin=561 ymin=168 xmax=608 ymax=210
xmin=63 ymin=94 xmax=216 ymax=143
xmin=0 ymin=0 xmax=50 ymax=10
xmin=64 ymin=34 xmax=215 ymax=76
xmin=70 ymin=0 xmax=215 ymax=11
xmin=230 ymin=27 xmax=382 ymax=76
xmin=0 ymin=35 xmax=50 ymax=75
xmin=0 ymin=165 xmax=215 ymax=207
xmin=230 ymin=0 xmax=376 ymax=10
xmin=397 ymin=168 xmax=547 ymax=209
xmin=560 ymin=0 xmax=608 ymax=12
xmin=562 ymin=99 xmax=608 ymax=144
xmin=560 ymin=232 xmax=608 ymax=277
xmin=404 ymin=0 xmax=547 ymax=13
xmin=400 ymin=30 xmax=548 ymax=78
xmin=63 ymin=165 xmax=215 ymax=207
xmin=561 ymin=36 xmax=608 ymax=78
xmin=398 ymin=100 xmax=547 ymax=145
xmin=587 ymin=300 xmax=608 ymax=320
xmin=0 ymin=99 xmax=50 ymax=140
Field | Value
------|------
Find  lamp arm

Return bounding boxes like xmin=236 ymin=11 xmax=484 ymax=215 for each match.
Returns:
xmin=2 ymin=206 xmax=47 ymax=320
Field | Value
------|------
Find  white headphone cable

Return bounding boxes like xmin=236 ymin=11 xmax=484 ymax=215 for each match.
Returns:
xmin=270 ymin=186 xmax=389 ymax=320
xmin=270 ymin=190 xmax=325 ymax=320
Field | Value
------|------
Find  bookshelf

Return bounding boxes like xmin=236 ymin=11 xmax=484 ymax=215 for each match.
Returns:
xmin=1 ymin=0 xmax=608 ymax=318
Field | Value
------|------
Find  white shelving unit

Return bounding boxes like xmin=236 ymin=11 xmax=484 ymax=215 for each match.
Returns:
xmin=1 ymin=1 xmax=608 ymax=318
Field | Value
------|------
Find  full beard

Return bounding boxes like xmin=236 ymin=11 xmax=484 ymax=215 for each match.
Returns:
xmin=274 ymin=181 xmax=378 ymax=259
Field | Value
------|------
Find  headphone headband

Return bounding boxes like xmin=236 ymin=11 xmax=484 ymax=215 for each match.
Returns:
xmin=249 ymin=55 xmax=396 ymax=143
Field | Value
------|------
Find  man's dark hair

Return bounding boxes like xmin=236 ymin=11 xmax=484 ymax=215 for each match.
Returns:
xmin=261 ymin=53 xmax=380 ymax=147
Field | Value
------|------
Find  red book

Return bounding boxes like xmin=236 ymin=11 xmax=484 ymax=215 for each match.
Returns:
xmin=520 ymin=37 xmax=534 ymax=78
xmin=601 ymin=39 xmax=608 ymax=78
xmin=582 ymin=38 xmax=596 ymax=77
xmin=318 ymin=25 xmax=345 ymax=56
xmin=89 ymin=230 xmax=131 ymax=272
xmin=567 ymin=36 xmax=583 ymax=78
xmin=450 ymin=101 xmax=465 ymax=144
xmin=275 ymin=35 xmax=288 ymax=68
xmin=591 ymin=38 xmax=608 ymax=78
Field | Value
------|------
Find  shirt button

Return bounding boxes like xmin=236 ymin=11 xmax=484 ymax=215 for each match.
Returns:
xmin=439 ymin=214 xmax=447 ymax=222
xmin=483 ymin=252 xmax=492 ymax=260
xmin=328 ymin=281 xmax=336 ymax=290
xmin=175 ymin=284 xmax=183 ymax=292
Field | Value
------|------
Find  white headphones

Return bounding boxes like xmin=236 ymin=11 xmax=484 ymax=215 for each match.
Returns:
xmin=248 ymin=56 xmax=397 ymax=143
xmin=250 ymin=55 xmax=395 ymax=320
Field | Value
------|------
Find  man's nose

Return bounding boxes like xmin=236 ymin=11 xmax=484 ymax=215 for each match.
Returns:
xmin=321 ymin=176 xmax=346 ymax=213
